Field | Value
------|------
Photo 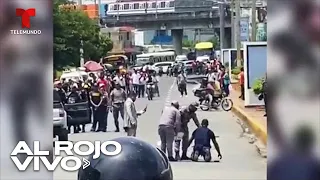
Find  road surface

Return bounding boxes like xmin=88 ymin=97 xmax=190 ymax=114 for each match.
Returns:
xmin=54 ymin=76 xmax=266 ymax=180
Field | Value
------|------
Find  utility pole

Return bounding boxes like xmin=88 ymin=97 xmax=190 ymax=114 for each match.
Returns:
xmin=235 ymin=0 xmax=241 ymax=67
xmin=219 ymin=2 xmax=225 ymax=50
xmin=251 ymin=0 xmax=257 ymax=41
xmin=230 ymin=0 xmax=235 ymax=48
xmin=78 ymin=0 xmax=85 ymax=66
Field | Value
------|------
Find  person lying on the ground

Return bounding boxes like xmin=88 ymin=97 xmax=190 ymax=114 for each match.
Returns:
xmin=188 ymin=119 xmax=222 ymax=162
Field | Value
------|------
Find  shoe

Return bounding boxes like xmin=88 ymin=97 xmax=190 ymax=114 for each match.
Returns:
xmin=115 ymin=129 xmax=120 ymax=132
xmin=175 ymin=153 xmax=180 ymax=161
xmin=185 ymin=95 xmax=188 ymax=97
xmin=180 ymin=155 xmax=190 ymax=160
xmin=90 ymin=128 xmax=95 ymax=132
xmin=168 ymin=156 xmax=177 ymax=162
xmin=180 ymin=95 xmax=183 ymax=97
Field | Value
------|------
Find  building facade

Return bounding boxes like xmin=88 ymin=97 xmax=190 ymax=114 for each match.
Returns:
xmin=100 ymin=27 xmax=135 ymax=54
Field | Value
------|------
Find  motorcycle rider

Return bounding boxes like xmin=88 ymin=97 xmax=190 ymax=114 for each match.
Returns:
xmin=174 ymin=102 xmax=200 ymax=160
xmin=200 ymin=78 xmax=216 ymax=110
xmin=152 ymin=73 xmax=160 ymax=96
xmin=188 ymin=119 xmax=222 ymax=162
xmin=158 ymin=101 xmax=181 ymax=161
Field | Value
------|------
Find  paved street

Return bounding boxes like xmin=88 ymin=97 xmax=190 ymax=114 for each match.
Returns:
xmin=54 ymin=76 xmax=266 ymax=180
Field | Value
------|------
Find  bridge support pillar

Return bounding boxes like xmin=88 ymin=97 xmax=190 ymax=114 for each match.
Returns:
xmin=224 ymin=27 xmax=232 ymax=48
xmin=172 ymin=29 xmax=183 ymax=55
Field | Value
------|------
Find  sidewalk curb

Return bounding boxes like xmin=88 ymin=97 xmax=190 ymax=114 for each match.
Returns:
xmin=231 ymin=105 xmax=267 ymax=146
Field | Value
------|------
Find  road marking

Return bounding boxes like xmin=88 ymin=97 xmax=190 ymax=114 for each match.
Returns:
xmin=164 ymin=79 xmax=176 ymax=107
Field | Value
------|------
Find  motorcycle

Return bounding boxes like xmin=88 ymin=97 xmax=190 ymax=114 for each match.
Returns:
xmin=146 ymin=83 xmax=155 ymax=100
xmin=193 ymin=88 xmax=233 ymax=111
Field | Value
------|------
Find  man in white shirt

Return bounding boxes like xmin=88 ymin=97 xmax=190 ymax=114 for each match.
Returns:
xmin=131 ymin=70 xmax=140 ymax=94
xmin=113 ymin=74 xmax=126 ymax=90
xmin=123 ymin=92 xmax=147 ymax=136
xmin=207 ymin=69 xmax=218 ymax=83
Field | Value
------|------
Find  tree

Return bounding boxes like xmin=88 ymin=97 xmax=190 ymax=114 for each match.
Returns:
xmin=53 ymin=0 xmax=113 ymax=70
xmin=182 ymin=39 xmax=194 ymax=48
xmin=207 ymin=35 xmax=219 ymax=49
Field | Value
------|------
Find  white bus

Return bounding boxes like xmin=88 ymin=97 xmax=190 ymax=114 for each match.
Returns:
xmin=136 ymin=51 xmax=175 ymax=66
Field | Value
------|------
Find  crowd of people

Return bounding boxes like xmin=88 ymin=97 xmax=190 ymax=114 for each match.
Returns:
xmin=53 ymin=69 xmax=158 ymax=133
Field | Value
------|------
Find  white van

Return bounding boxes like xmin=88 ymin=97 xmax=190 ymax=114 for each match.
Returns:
xmin=152 ymin=62 xmax=174 ymax=73
xmin=60 ymin=69 xmax=88 ymax=82
xmin=175 ymin=55 xmax=188 ymax=63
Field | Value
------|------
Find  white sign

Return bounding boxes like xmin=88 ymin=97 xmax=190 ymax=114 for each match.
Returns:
xmin=240 ymin=17 xmax=249 ymax=42
xmin=11 ymin=141 xmax=122 ymax=171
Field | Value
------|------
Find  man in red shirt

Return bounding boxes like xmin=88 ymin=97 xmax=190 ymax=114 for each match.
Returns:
xmin=97 ymin=72 xmax=109 ymax=93
xmin=239 ymin=67 xmax=245 ymax=100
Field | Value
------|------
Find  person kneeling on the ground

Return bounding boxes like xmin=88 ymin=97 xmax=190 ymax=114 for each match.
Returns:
xmin=188 ymin=119 xmax=222 ymax=162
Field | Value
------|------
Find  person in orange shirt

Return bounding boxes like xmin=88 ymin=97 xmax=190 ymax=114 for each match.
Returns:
xmin=239 ymin=67 xmax=245 ymax=100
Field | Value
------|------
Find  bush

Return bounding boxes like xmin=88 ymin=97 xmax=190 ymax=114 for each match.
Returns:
xmin=231 ymin=67 xmax=242 ymax=75
xmin=253 ymin=78 xmax=264 ymax=95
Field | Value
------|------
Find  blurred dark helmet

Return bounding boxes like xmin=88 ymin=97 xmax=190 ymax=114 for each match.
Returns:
xmin=78 ymin=137 xmax=173 ymax=180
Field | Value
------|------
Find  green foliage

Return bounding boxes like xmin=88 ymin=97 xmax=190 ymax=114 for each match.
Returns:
xmin=231 ymin=67 xmax=242 ymax=75
xmin=53 ymin=0 xmax=113 ymax=70
xmin=182 ymin=40 xmax=194 ymax=48
xmin=206 ymin=36 xmax=219 ymax=49
xmin=253 ymin=78 xmax=264 ymax=95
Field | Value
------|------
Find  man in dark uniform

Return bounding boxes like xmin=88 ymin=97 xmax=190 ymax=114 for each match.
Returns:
xmin=188 ymin=119 xmax=222 ymax=162
xmin=55 ymin=82 xmax=67 ymax=104
xmin=174 ymin=102 xmax=200 ymax=160
xmin=89 ymin=85 xmax=107 ymax=132
xmin=66 ymin=84 xmax=83 ymax=133
xmin=79 ymin=82 xmax=92 ymax=132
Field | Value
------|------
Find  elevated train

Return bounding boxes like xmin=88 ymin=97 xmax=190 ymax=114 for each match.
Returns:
xmin=107 ymin=0 xmax=175 ymax=15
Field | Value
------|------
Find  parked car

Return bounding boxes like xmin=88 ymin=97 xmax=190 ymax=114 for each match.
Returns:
xmin=53 ymin=91 xmax=68 ymax=141
xmin=152 ymin=62 xmax=174 ymax=73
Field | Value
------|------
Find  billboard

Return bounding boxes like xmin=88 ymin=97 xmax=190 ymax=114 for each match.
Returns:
xmin=243 ymin=42 xmax=267 ymax=106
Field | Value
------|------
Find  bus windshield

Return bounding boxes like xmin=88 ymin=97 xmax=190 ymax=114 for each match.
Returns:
xmin=196 ymin=49 xmax=213 ymax=57
xmin=195 ymin=42 xmax=214 ymax=57
xmin=102 ymin=55 xmax=127 ymax=68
